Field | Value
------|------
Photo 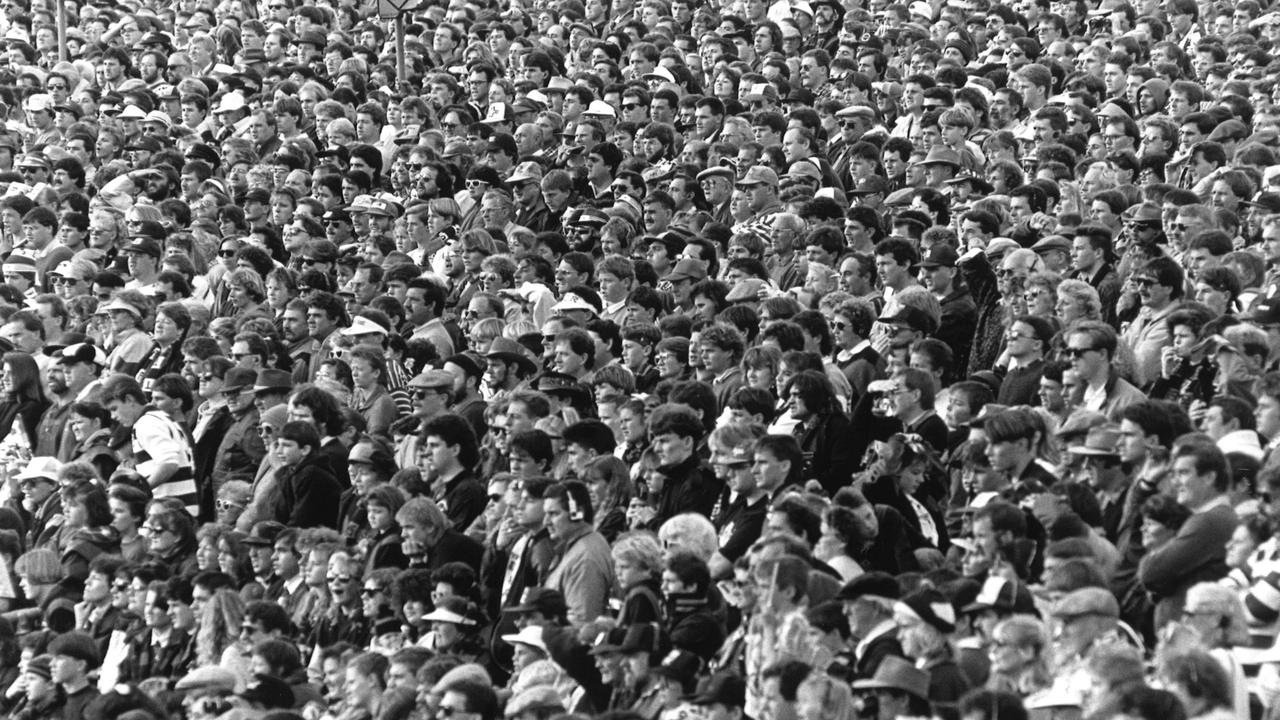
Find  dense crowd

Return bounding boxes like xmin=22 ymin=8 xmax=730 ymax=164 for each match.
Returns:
xmin=4 ymin=0 xmax=1280 ymax=719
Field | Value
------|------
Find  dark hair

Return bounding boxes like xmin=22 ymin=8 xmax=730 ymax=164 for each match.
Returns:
xmin=544 ymin=481 xmax=594 ymax=524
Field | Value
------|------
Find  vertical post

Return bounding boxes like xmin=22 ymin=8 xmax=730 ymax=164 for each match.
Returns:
xmin=56 ymin=0 xmax=67 ymax=62
xmin=396 ymin=13 xmax=406 ymax=87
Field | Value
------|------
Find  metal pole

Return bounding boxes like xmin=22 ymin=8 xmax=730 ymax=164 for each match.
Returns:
xmin=396 ymin=13 xmax=406 ymax=87
xmin=56 ymin=0 xmax=67 ymax=62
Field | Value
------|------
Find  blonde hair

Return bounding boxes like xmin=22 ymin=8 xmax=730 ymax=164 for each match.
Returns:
xmin=1185 ymin=582 xmax=1251 ymax=647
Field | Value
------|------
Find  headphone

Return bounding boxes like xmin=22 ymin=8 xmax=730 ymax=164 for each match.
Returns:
xmin=566 ymin=489 xmax=584 ymax=522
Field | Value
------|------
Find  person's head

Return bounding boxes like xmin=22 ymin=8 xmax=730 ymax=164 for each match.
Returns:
xmin=439 ymin=678 xmax=500 ymax=720
xmin=1171 ymin=433 xmax=1231 ymax=507
xmin=1156 ymin=649 xmax=1233 ymax=717
xmin=543 ymin=481 xmax=594 ymax=541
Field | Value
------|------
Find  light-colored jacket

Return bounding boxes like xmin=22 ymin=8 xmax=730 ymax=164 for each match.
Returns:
xmin=545 ymin=524 xmax=616 ymax=627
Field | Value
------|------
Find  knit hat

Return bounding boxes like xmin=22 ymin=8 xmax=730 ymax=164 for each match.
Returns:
xmin=48 ymin=630 xmax=101 ymax=668
xmin=25 ymin=654 xmax=52 ymax=680
xmin=895 ymin=588 xmax=957 ymax=634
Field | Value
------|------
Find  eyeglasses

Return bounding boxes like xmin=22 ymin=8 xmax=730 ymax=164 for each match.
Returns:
xmin=438 ymin=707 xmax=473 ymax=719
xmin=215 ymin=499 xmax=243 ymax=511
xmin=361 ymin=586 xmax=383 ymax=596
xmin=51 ymin=276 xmax=78 ymax=286
xmin=1063 ymin=346 xmax=1099 ymax=358
xmin=327 ymin=575 xmax=352 ymax=583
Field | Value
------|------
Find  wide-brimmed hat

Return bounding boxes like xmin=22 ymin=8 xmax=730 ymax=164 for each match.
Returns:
xmin=485 ymin=337 xmax=539 ymax=375
xmin=1068 ymin=423 xmax=1122 ymax=458
xmin=851 ymin=656 xmax=929 ymax=701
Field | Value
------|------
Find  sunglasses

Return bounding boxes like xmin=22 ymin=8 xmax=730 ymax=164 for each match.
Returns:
xmin=215 ymin=499 xmax=243 ymax=511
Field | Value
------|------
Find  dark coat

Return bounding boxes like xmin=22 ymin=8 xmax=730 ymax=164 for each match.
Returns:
xmin=795 ymin=410 xmax=857 ymax=495
xmin=277 ymin=453 xmax=343 ymax=528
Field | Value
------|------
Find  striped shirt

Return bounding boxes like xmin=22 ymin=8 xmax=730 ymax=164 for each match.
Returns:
xmin=133 ymin=409 xmax=198 ymax=516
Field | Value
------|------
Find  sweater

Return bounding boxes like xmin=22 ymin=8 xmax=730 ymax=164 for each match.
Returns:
xmin=1139 ymin=501 xmax=1237 ymax=628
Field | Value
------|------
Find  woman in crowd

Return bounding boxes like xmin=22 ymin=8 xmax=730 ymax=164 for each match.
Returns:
xmin=0 ymin=352 xmax=49 ymax=463
xmin=985 ymin=615 xmax=1052 ymax=697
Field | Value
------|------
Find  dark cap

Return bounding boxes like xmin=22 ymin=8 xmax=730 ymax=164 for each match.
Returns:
xmin=587 ymin=626 xmax=630 ymax=656
xmin=879 ymin=305 xmax=936 ymax=334
xmin=124 ymin=135 xmax=163 ymax=153
xmin=48 ymin=631 xmax=101 ymax=669
xmin=919 ymin=245 xmax=958 ymax=269
xmin=253 ymin=369 xmax=293 ymax=393
xmin=239 ymin=673 xmax=295 ymax=709
xmin=122 ymin=236 xmax=163 ymax=258
xmin=835 ymin=571 xmax=900 ymax=602
xmin=504 ymin=587 xmax=568 ymax=619
xmin=245 ymin=187 xmax=272 ymax=205
xmin=687 ymin=671 xmax=746 ymax=707
xmin=221 ymin=367 xmax=258 ymax=393
xmin=849 ymin=175 xmax=891 ymax=195
xmin=242 ymin=520 xmax=286 ymax=547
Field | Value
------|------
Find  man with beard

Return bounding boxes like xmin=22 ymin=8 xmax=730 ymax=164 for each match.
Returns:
xmin=280 ymin=299 xmax=314 ymax=385
xmin=213 ymin=368 xmax=268 ymax=487
xmin=37 ymin=343 xmax=101 ymax=459
xmin=484 ymin=338 xmax=538 ymax=400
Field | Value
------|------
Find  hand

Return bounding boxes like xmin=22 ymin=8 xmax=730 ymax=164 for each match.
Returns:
xmin=1160 ymin=346 xmax=1180 ymax=378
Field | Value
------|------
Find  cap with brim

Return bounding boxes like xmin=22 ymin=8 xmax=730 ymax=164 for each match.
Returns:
xmin=101 ymin=298 xmax=143 ymax=318
xmin=961 ymin=576 xmax=1018 ymax=614
xmin=686 ymin=670 xmax=745 ymax=706
xmin=726 ymin=278 xmax=768 ymax=303
xmin=50 ymin=260 xmax=91 ymax=281
xmin=851 ymin=656 xmax=930 ymax=701
xmin=123 ymin=237 xmax=163 ymax=258
xmin=408 ymin=369 xmax=456 ymax=390
xmin=340 ymin=315 xmax=389 ymax=337
xmin=1068 ymin=423 xmax=1121 ymax=457
xmin=1245 ymin=193 xmax=1280 ymax=214
xmin=486 ymin=337 xmax=539 ymax=375
xmin=57 ymin=342 xmax=106 ymax=367
xmin=421 ymin=607 xmax=478 ymax=625
xmin=1052 ymin=587 xmax=1120 ymax=619
xmin=850 ymin=176 xmax=891 ymax=195
xmin=253 ymin=369 xmax=294 ymax=393
xmin=1031 ymin=235 xmax=1072 ymax=256
xmin=666 ymin=258 xmax=709 ymax=283
xmin=737 ymin=165 xmax=780 ymax=188
xmin=175 ymin=666 xmax=240 ymax=693
xmin=916 ymin=147 xmax=963 ymax=168
xmin=551 ymin=292 xmax=599 ymax=314
xmin=499 ymin=625 xmax=548 ymax=654
xmin=118 ymin=104 xmax=147 ymax=121
xmin=43 ymin=332 xmax=88 ymax=356
xmin=1246 ymin=300 xmax=1280 ymax=324
xmin=16 ymin=456 xmax=61 ymax=482
xmin=919 ymin=245 xmax=958 ymax=269
xmin=696 ymin=166 xmax=735 ymax=184
xmin=643 ymin=67 xmax=676 ymax=84
xmin=945 ymin=173 xmax=994 ymax=194
xmin=651 ymin=649 xmax=703 ymax=684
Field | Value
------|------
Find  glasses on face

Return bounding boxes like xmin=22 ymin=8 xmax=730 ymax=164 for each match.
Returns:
xmin=215 ymin=499 xmax=243 ymax=512
xmin=1064 ymin=346 xmax=1099 ymax=358
xmin=361 ymin=586 xmax=383 ymax=597
xmin=327 ymin=574 xmax=352 ymax=584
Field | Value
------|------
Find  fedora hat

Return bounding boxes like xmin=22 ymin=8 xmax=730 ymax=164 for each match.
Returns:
xmin=1068 ymin=423 xmax=1122 ymax=458
xmin=852 ymin=656 xmax=930 ymax=701
xmin=485 ymin=337 xmax=539 ymax=376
